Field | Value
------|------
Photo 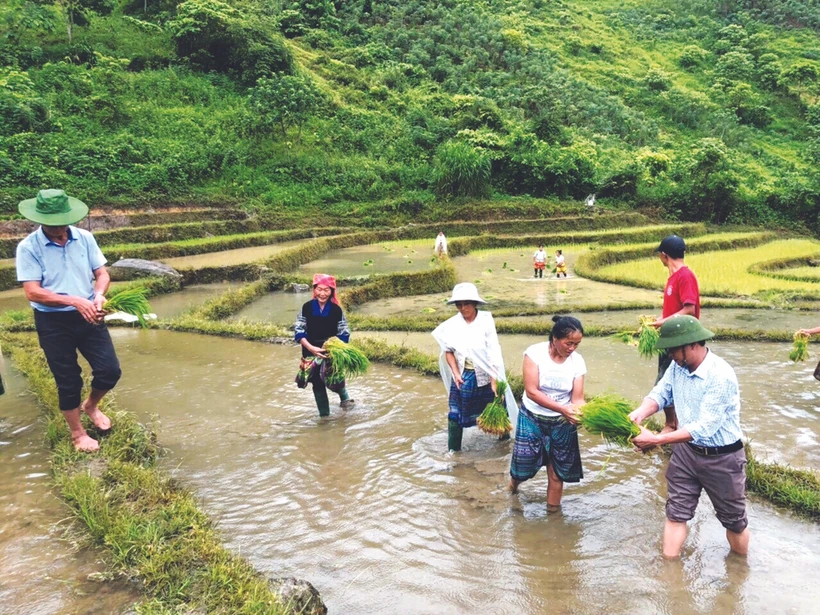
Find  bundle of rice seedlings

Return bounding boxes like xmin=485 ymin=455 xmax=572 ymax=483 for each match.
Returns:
xmin=612 ymin=329 xmax=638 ymax=347
xmin=637 ymin=315 xmax=661 ymax=359
xmin=790 ymin=332 xmax=810 ymax=362
xmin=579 ymin=394 xmax=640 ymax=447
xmin=323 ymin=337 xmax=370 ymax=384
xmin=477 ymin=380 xmax=511 ymax=436
xmin=104 ymin=288 xmax=152 ymax=327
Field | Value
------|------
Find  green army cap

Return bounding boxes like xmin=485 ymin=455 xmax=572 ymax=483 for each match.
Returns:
xmin=655 ymin=315 xmax=715 ymax=350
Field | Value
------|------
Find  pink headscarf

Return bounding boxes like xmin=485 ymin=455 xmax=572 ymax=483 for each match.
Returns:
xmin=312 ymin=273 xmax=340 ymax=306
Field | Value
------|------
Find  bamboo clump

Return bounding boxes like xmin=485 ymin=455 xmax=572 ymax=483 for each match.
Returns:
xmin=104 ymin=288 xmax=152 ymax=327
xmin=323 ymin=337 xmax=370 ymax=385
xmin=579 ymin=394 xmax=640 ymax=447
xmin=790 ymin=332 xmax=810 ymax=362
xmin=477 ymin=380 xmax=511 ymax=436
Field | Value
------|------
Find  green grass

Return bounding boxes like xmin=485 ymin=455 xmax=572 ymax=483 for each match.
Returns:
xmin=746 ymin=445 xmax=820 ymax=519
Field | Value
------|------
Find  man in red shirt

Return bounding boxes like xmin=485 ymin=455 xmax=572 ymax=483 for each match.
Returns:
xmin=652 ymin=235 xmax=701 ymax=429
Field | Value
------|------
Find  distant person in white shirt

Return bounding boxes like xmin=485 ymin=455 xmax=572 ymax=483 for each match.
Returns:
xmin=434 ymin=231 xmax=448 ymax=256
xmin=533 ymin=245 xmax=547 ymax=278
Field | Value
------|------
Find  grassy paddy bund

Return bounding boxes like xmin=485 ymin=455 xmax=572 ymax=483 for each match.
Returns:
xmin=2 ymin=210 xmax=820 ymax=613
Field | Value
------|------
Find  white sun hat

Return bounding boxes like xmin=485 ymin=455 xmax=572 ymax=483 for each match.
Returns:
xmin=446 ymin=282 xmax=487 ymax=305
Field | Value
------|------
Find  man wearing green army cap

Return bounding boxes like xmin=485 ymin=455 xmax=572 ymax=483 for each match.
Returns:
xmin=628 ymin=316 xmax=749 ymax=559
xmin=15 ymin=189 xmax=121 ymax=452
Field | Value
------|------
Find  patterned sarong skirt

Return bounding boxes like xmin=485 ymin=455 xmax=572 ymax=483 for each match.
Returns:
xmin=448 ymin=369 xmax=495 ymax=428
xmin=510 ymin=405 xmax=583 ymax=483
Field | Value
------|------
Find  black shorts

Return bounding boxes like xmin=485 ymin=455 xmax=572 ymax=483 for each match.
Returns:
xmin=34 ymin=310 xmax=121 ymax=410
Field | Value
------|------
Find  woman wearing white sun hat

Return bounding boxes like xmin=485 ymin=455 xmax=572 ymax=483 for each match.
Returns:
xmin=432 ymin=283 xmax=517 ymax=452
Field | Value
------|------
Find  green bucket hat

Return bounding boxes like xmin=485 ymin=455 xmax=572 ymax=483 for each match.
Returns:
xmin=18 ymin=189 xmax=89 ymax=226
xmin=655 ymin=315 xmax=715 ymax=350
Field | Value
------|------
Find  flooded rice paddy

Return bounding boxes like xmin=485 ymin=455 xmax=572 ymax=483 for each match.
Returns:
xmin=297 ymin=239 xmax=439 ymax=278
xmin=0 ymin=365 xmax=139 ymax=614
xmin=230 ymin=289 xmax=312 ymax=325
xmin=96 ymin=329 xmax=820 ymax=614
xmin=160 ymin=239 xmax=310 ymax=269
xmin=148 ymin=282 xmax=237 ymax=319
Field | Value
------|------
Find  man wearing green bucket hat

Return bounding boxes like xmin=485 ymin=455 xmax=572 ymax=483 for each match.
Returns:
xmin=15 ymin=189 xmax=121 ymax=452
xmin=628 ymin=316 xmax=749 ymax=559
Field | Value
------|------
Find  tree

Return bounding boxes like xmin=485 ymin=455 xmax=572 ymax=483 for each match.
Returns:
xmin=248 ymin=73 xmax=325 ymax=141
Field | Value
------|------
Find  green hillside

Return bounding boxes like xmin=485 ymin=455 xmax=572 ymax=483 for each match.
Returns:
xmin=2 ymin=0 xmax=820 ymax=228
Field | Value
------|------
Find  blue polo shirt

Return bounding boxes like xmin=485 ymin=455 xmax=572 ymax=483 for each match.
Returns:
xmin=16 ymin=226 xmax=107 ymax=312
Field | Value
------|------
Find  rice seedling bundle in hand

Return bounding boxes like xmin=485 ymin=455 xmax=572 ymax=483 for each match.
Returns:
xmin=477 ymin=380 xmax=511 ymax=436
xmin=103 ymin=288 xmax=152 ymax=327
xmin=637 ymin=316 xmax=661 ymax=359
xmin=790 ymin=332 xmax=810 ymax=362
xmin=323 ymin=337 xmax=370 ymax=385
xmin=579 ymin=394 xmax=641 ymax=447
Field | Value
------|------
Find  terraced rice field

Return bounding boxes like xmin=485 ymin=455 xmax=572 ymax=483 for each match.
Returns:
xmin=596 ymin=238 xmax=820 ymax=296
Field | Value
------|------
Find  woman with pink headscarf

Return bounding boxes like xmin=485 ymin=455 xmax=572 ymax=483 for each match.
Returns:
xmin=294 ymin=274 xmax=354 ymax=416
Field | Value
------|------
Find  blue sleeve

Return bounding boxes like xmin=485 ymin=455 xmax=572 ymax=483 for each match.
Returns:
xmin=86 ymin=233 xmax=107 ymax=270
xmin=16 ymin=242 xmax=43 ymax=282
xmin=337 ymin=311 xmax=350 ymax=343
xmin=294 ymin=309 xmax=307 ymax=342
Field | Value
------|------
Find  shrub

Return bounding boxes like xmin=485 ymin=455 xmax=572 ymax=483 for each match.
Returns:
xmin=432 ymin=140 xmax=491 ymax=198
xmin=679 ymin=45 xmax=709 ymax=69
xmin=168 ymin=0 xmax=292 ymax=84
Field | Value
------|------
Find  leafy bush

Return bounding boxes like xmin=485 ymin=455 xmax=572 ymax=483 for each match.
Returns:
xmin=168 ymin=0 xmax=292 ymax=84
xmin=432 ymin=140 xmax=491 ymax=198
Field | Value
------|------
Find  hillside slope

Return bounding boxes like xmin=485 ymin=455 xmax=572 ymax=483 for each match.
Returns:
xmin=1 ymin=0 xmax=819 ymax=228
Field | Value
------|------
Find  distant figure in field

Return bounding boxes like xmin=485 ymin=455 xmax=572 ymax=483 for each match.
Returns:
xmin=533 ymin=244 xmax=547 ymax=278
xmin=554 ymin=250 xmax=567 ymax=278
xmin=434 ymin=231 xmax=448 ymax=256
xmin=585 ymin=193 xmax=596 ymax=212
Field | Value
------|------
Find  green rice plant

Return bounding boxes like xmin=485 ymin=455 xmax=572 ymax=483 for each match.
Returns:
xmin=476 ymin=380 xmax=511 ymax=436
xmin=746 ymin=444 xmax=820 ymax=519
xmin=104 ymin=288 xmax=153 ymax=327
xmin=790 ymin=332 xmax=810 ymax=362
xmin=579 ymin=394 xmax=640 ymax=447
xmin=323 ymin=336 xmax=370 ymax=385
xmin=638 ymin=315 xmax=661 ymax=359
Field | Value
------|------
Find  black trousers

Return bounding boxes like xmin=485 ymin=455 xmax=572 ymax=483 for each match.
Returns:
xmin=34 ymin=310 xmax=122 ymax=411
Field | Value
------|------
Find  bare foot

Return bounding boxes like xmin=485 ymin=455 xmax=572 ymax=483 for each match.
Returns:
xmin=72 ymin=432 xmax=100 ymax=452
xmin=82 ymin=402 xmax=112 ymax=431
xmin=508 ymin=480 xmax=519 ymax=495
xmin=547 ymin=503 xmax=561 ymax=514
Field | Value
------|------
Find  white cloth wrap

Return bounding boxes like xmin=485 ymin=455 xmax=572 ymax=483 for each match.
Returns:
xmin=431 ymin=310 xmax=518 ymax=432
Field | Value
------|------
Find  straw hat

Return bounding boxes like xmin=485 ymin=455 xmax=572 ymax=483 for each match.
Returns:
xmin=18 ymin=189 xmax=89 ymax=226
xmin=446 ymin=282 xmax=486 ymax=305
xmin=655 ymin=315 xmax=714 ymax=349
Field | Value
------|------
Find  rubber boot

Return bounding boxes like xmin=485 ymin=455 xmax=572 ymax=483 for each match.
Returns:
xmin=313 ymin=383 xmax=331 ymax=417
xmin=533 ymin=269 xmax=537 ymax=278
xmin=448 ymin=420 xmax=463 ymax=452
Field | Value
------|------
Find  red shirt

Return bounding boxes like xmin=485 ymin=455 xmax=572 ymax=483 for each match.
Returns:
xmin=663 ymin=266 xmax=700 ymax=319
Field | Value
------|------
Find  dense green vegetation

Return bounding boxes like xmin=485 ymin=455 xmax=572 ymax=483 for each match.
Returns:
xmin=2 ymin=0 xmax=820 ymax=229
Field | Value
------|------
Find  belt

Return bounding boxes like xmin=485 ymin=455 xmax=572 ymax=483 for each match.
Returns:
xmin=686 ymin=440 xmax=743 ymax=456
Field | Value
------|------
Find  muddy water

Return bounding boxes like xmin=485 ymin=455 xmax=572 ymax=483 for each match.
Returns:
xmin=0 ymin=365 xmax=139 ymax=614
xmin=104 ymin=330 xmax=818 ymax=614
xmin=496 ymin=307 xmax=818 ymax=334
xmin=298 ymin=239 xmax=438 ymax=277
xmin=230 ymin=290 xmax=311 ymax=325
xmin=161 ymin=239 xmax=309 ymax=269
xmin=149 ymin=283 xmax=238 ymax=319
